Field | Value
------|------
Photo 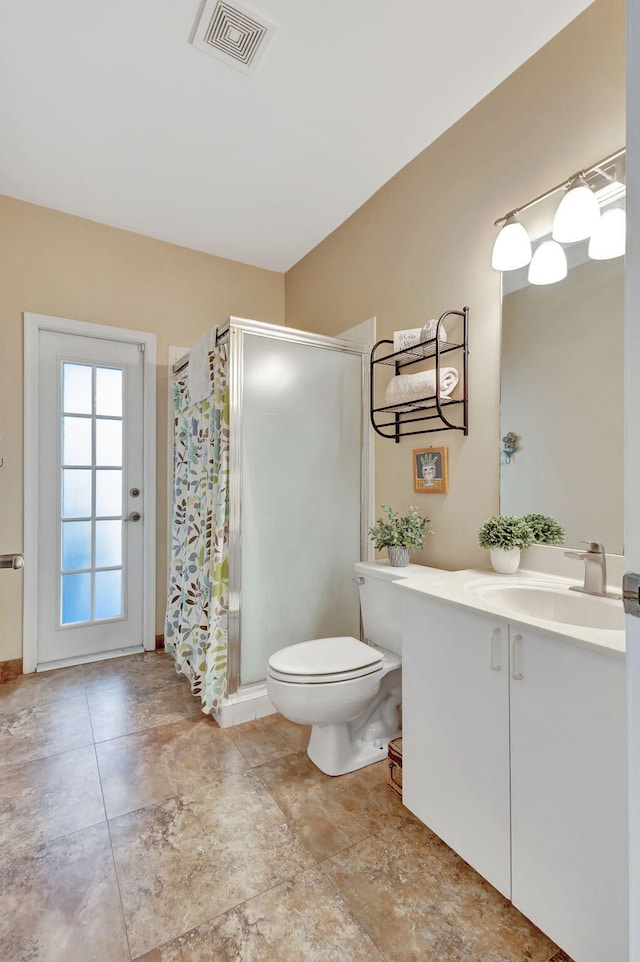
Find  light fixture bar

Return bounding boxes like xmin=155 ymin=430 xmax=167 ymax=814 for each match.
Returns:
xmin=494 ymin=147 xmax=626 ymax=227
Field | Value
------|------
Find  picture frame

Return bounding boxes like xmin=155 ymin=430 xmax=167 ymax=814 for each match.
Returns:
xmin=413 ymin=446 xmax=449 ymax=494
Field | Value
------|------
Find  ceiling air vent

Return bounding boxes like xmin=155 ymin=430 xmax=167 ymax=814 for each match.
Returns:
xmin=191 ymin=0 xmax=275 ymax=74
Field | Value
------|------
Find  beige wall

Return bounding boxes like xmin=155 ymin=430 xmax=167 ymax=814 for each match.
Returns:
xmin=0 ymin=196 xmax=284 ymax=663
xmin=285 ymin=0 xmax=625 ymax=570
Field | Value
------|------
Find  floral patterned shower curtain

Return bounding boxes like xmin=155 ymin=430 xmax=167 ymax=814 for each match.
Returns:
xmin=165 ymin=341 xmax=229 ymax=713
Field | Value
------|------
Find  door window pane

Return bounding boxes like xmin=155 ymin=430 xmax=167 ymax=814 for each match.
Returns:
xmin=95 ymin=520 xmax=122 ymax=568
xmin=96 ymin=419 xmax=122 ymax=466
xmin=63 ymin=363 xmax=92 ymax=415
xmin=96 ymin=470 xmax=122 ymax=517
xmin=62 ymin=521 xmax=92 ymax=571
xmin=63 ymin=417 xmax=92 ymax=466
xmin=96 ymin=367 xmax=123 ymax=417
xmin=62 ymin=469 xmax=92 ymax=518
xmin=95 ymin=570 xmax=122 ymax=620
xmin=61 ymin=572 xmax=91 ymax=624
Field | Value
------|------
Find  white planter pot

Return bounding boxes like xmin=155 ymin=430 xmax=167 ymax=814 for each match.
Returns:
xmin=489 ymin=547 xmax=521 ymax=574
xmin=387 ymin=546 xmax=411 ymax=567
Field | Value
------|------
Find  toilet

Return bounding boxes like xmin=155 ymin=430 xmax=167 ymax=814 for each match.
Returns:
xmin=266 ymin=560 xmax=428 ymax=776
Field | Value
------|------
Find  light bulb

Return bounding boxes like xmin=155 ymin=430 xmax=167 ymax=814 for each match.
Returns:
xmin=491 ymin=216 xmax=532 ymax=271
xmin=552 ymin=177 xmax=600 ymax=243
xmin=588 ymin=208 xmax=626 ymax=260
xmin=528 ymin=240 xmax=568 ymax=285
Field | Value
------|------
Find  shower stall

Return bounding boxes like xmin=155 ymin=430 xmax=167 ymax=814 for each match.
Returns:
xmin=167 ymin=316 xmax=371 ymax=727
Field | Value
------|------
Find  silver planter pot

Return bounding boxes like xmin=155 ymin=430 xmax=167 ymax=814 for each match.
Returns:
xmin=387 ymin=546 xmax=411 ymax=567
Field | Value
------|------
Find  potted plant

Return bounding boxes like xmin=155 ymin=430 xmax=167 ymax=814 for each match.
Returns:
xmin=522 ymin=513 xmax=565 ymax=546
xmin=478 ymin=515 xmax=534 ymax=574
xmin=369 ymin=505 xmax=432 ymax=567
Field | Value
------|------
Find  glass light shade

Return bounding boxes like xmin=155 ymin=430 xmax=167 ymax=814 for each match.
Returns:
xmin=588 ymin=208 xmax=626 ymax=260
xmin=528 ymin=240 xmax=568 ymax=286
xmin=552 ymin=179 xmax=600 ymax=243
xmin=491 ymin=216 xmax=532 ymax=271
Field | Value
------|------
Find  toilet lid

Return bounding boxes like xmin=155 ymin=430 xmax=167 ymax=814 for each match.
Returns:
xmin=268 ymin=636 xmax=383 ymax=677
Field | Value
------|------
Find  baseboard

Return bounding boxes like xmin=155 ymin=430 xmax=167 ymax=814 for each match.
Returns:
xmin=0 ymin=658 xmax=23 ymax=683
xmin=213 ymin=684 xmax=277 ymax=729
xmin=155 ymin=634 xmax=165 ymax=650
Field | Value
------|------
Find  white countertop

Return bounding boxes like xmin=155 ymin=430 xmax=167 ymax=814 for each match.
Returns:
xmin=395 ymin=567 xmax=626 ymax=659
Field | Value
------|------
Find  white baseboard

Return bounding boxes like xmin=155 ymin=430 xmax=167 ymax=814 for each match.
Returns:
xmin=213 ymin=683 xmax=277 ymax=728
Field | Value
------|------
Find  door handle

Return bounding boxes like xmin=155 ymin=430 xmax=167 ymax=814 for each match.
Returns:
xmin=510 ymin=633 xmax=523 ymax=681
xmin=124 ymin=512 xmax=141 ymax=523
xmin=489 ymin=627 xmax=501 ymax=671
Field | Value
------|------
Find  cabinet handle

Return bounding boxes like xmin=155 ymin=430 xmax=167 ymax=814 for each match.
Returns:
xmin=489 ymin=627 xmax=501 ymax=671
xmin=510 ymin=633 xmax=523 ymax=681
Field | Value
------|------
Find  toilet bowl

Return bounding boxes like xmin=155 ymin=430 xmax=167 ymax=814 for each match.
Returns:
xmin=266 ymin=561 xmax=428 ymax=776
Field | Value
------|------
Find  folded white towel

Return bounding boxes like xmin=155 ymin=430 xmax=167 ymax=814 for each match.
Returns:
xmin=187 ymin=327 xmax=217 ymax=404
xmin=384 ymin=367 xmax=459 ymax=411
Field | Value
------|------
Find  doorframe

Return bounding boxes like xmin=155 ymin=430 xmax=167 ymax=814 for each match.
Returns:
xmin=23 ymin=313 xmax=157 ymax=672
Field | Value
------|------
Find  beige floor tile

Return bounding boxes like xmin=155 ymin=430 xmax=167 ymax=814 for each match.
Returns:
xmin=0 ymin=745 xmax=105 ymax=853
xmin=83 ymin=650 xmax=180 ymax=694
xmin=323 ymin=820 xmax=557 ymax=962
xmin=96 ymin=716 xmax=249 ymax=818
xmin=0 ymin=663 xmax=86 ymax=715
xmin=0 ymin=694 xmax=93 ymax=771
xmin=133 ymin=867 xmax=386 ymax=962
xmin=228 ymin=713 xmax=311 ymax=766
xmin=109 ymin=770 xmax=315 ymax=957
xmin=87 ymin=675 xmax=203 ymax=742
xmin=0 ymin=823 xmax=129 ymax=962
xmin=256 ymin=754 xmax=417 ymax=860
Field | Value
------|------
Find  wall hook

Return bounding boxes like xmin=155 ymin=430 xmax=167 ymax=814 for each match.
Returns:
xmin=502 ymin=432 xmax=518 ymax=464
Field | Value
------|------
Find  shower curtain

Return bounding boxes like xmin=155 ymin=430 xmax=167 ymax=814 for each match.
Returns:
xmin=165 ymin=341 xmax=229 ymax=713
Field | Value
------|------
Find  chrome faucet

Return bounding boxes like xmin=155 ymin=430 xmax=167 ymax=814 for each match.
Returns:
xmin=564 ymin=541 xmax=608 ymax=596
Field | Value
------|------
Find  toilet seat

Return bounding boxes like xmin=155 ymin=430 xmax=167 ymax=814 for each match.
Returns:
xmin=267 ymin=636 xmax=383 ymax=685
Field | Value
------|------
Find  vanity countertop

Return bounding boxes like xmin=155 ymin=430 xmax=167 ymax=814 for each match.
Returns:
xmin=395 ymin=567 xmax=626 ymax=659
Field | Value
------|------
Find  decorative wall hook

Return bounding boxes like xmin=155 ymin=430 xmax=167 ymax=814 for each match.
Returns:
xmin=502 ymin=432 xmax=518 ymax=464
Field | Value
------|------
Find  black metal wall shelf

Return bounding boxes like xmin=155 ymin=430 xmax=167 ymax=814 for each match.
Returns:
xmin=370 ymin=307 xmax=469 ymax=443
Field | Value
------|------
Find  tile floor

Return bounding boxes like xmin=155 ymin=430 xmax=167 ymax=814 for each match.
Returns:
xmin=0 ymin=651 xmax=572 ymax=962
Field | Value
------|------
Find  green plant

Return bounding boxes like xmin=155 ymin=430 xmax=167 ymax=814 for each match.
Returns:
xmin=477 ymin=515 xmax=534 ymax=551
xmin=522 ymin=513 xmax=565 ymax=546
xmin=369 ymin=505 xmax=432 ymax=550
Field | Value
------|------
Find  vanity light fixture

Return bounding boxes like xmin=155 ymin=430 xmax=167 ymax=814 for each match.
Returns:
xmin=588 ymin=207 xmax=626 ymax=260
xmin=552 ymin=176 xmax=601 ymax=243
xmin=528 ymin=240 xmax=567 ymax=286
xmin=492 ymin=146 xmax=625 ymax=276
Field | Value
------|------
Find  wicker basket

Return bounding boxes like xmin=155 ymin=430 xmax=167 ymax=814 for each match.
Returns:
xmin=387 ymin=737 xmax=403 ymax=798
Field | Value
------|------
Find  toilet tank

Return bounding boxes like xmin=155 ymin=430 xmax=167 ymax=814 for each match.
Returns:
xmin=354 ymin=561 xmax=433 ymax=655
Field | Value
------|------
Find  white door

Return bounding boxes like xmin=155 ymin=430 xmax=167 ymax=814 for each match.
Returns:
xmin=401 ymin=593 xmax=511 ymax=898
xmin=509 ymin=627 xmax=628 ymax=962
xmin=36 ymin=330 xmax=145 ymax=667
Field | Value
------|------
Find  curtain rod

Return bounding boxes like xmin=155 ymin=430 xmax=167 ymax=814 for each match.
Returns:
xmin=494 ymin=146 xmax=626 ymax=227
xmin=171 ymin=324 xmax=230 ymax=375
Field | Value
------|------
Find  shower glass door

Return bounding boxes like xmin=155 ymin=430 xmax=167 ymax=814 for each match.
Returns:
xmin=234 ymin=327 xmax=365 ymax=688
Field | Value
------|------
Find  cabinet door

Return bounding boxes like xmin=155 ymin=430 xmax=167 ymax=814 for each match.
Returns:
xmin=401 ymin=593 xmax=511 ymax=897
xmin=509 ymin=627 xmax=628 ymax=962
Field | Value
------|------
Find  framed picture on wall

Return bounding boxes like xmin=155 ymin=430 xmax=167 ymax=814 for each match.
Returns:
xmin=413 ymin=447 xmax=449 ymax=494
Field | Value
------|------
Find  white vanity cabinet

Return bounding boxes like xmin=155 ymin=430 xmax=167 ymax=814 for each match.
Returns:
xmin=401 ymin=592 xmax=628 ymax=962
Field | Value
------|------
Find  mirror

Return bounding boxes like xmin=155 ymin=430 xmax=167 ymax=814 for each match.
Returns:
xmin=500 ymin=228 xmax=624 ymax=553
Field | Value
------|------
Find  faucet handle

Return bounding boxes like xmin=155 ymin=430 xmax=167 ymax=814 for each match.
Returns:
xmin=578 ymin=541 xmax=605 ymax=554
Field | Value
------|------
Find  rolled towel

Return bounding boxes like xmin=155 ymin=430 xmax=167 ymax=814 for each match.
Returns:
xmin=384 ymin=367 xmax=459 ymax=411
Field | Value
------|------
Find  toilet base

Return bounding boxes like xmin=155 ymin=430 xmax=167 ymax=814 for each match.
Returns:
xmin=307 ymin=722 xmax=401 ymax=776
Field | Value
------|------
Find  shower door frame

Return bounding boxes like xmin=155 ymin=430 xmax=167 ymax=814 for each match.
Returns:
xmin=226 ymin=316 xmax=371 ymax=696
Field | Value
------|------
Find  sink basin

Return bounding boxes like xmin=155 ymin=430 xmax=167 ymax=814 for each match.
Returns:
xmin=468 ymin=579 xmax=625 ymax=631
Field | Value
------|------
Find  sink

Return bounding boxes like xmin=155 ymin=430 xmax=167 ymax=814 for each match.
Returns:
xmin=468 ymin=579 xmax=625 ymax=631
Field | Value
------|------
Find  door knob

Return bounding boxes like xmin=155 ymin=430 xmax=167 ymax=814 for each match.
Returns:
xmin=125 ymin=512 xmax=141 ymax=523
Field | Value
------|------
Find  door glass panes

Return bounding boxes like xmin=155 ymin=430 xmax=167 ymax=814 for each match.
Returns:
xmin=94 ymin=570 xmax=122 ymax=620
xmin=96 ymin=419 xmax=122 ymax=466
xmin=96 ymin=470 xmax=122 ymax=516
xmin=63 ymin=363 xmax=92 ymax=414
xmin=62 ymin=469 xmax=92 ymax=518
xmin=63 ymin=417 xmax=92 ymax=466
xmin=59 ymin=361 xmax=125 ymax=625
xmin=96 ymin=368 xmax=123 ymax=416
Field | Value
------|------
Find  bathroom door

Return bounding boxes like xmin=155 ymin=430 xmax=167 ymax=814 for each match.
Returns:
xmin=33 ymin=326 xmax=149 ymax=668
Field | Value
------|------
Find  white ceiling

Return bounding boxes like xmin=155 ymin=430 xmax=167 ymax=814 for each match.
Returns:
xmin=0 ymin=0 xmax=592 ymax=272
